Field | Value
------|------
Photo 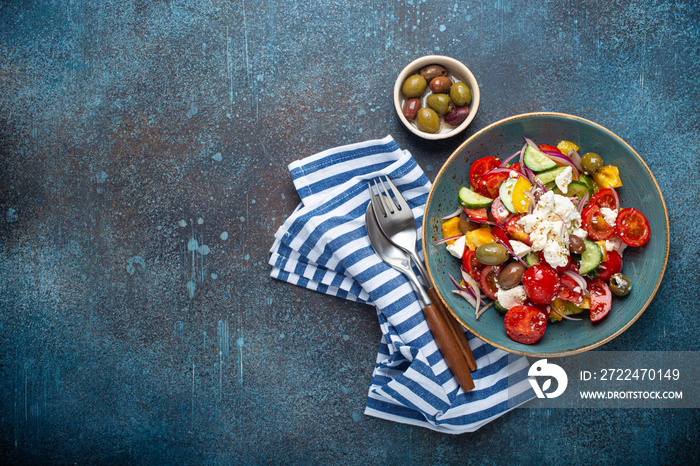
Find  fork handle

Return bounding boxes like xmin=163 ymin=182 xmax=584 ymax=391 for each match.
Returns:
xmin=427 ymin=287 xmax=478 ymax=372
xmin=422 ymin=303 xmax=475 ymax=393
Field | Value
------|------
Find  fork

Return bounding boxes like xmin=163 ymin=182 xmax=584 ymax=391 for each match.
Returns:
xmin=368 ymin=176 xmax=430 ymax=282
xmin=369 ymin=175 xmax=477 ymax=372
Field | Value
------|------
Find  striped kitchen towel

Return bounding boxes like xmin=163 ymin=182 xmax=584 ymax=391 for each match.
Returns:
xmin=269 ymin=135 xmax=534 ymax=434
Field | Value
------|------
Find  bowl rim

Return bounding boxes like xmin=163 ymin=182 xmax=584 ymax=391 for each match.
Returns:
xmin=422 ymin=111 xmax=671 ymax=357
xmin=393 ymin=55 xmax=481 ymax=140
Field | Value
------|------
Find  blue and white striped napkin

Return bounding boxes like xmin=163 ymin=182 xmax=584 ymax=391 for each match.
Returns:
xmin=269 ymin=135 xmax=534 ymax=434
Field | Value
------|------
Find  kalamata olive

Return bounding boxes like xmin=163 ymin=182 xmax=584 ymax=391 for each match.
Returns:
xmin=415 ymin=108 xmax=440 ymax=133
xmin=402 ymin=75 xmax=427 ymax=98
xmin=419 ymin=64 xmax=448 ymax=82
xmin=402 ymin=98 xmax=421 ymax=121
xmin=429 ymin=76 xmax=452 ymax=93
xmin=581 ymin=152 xmax=604 ymax=175
xmin=444 ymin=107 xmax=470 ymax=126
xmin=450 ymin=82 xmax=472 ymax=107
xmin=458 ymin=209 xmax=480 ymax=233
xmin=426 ymin=93 xmax=452 ymax=116
xmin=476 ymin=243 xmax=509 ymax=265
xmin=498 ymin=262 xmax=527 ymax=290
xmin=609 ymin=273 xmax=632 ymax=297
xmin=568 ymin=235 xmax=586 ymax=254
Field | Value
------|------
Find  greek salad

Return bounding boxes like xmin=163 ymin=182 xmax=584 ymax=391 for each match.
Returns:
xmin=438 ymin=138 xmax=651 ymax=345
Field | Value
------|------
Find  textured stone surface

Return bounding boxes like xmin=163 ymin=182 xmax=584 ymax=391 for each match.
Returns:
xmin=1 ymin=0 xmax=698 ymax=463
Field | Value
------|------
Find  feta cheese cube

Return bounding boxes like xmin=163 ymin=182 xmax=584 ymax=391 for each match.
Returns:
xmin=446 ymin=235 xmax=467 ymax=259
xmin=555 ymin=166 xmax=574 ymax=194
xmin=510 ymin=240 xmax=531 ymax=258
xmin=497 ymin=285 xmax=527 ymax=310
xmin=600 ymin=207 xmax=618 ymax=227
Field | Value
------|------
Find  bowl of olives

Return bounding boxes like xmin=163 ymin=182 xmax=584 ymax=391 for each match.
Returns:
xmin=394 ymin=55 xmax=480 ymax=140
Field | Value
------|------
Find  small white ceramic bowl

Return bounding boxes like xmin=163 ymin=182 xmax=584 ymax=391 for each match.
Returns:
xmin=393 ymin=55 xmax=480 ymax=140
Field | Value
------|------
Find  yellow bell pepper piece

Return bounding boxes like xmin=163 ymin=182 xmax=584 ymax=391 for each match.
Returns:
xmin=595 ymin=241 xmax=609 ymax=263
xmin=441 ymin=217 xmax=462 ymax=245
xmin=557 ymin=140 xmax=579 ymax=155
xmin=511 ymin=177 xmax=533 ymax=213
xmin=592 ymin=165 xmax=623 ymax=189
xmin=549 ymin=297 xmax=590 ymax=322
xmin=465 ymin=227 xmax=495 ymax=251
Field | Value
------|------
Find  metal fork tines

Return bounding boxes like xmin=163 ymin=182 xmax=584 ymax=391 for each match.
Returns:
xmin=368 ymin=175 xmax=429 ymax=282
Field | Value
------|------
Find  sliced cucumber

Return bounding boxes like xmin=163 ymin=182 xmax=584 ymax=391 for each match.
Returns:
xmin=524 ymin=252 xmax=540 ymax=267
xmin=579 ymin=174 xmax=595 ymax=192
xmin=578 ymin=239 xmax=603 ymax=275
xmin=536 ymin=166 xmax=568 ymax=184
xmin=553 ymin=180 xmax=592 ymax=200
xmin=494 ymin=301 xmax=508 ymax=314
xmin=523 ymin=144 xmax=558 ymax=172
xmin=566 ymin=180 xmax=592 ymax=199
xmin=458 ymin=186 xmax=493 ymax=209
xmin=498 ymin=177 xmax=518 ymax=213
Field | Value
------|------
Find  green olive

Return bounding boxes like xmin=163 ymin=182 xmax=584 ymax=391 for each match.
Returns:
xmin=415 ymin=108 xmax=440 ymax=133
xmin=450 ymin=82 xmax=472 ymax=107
xmin=609 ymin=273 xmax=632 ymax=297
xmin=458 ymin=209 xmax=480 ymax=233
xmin=426 ymin=93 xmax=453 ymax=116
xmin=475 ymin=243 xmax=509 ymax=265
xmin=581 ymin=152 xmax=604 ymax=175
xmin=402 ymin=75 xmax=427 ymax=98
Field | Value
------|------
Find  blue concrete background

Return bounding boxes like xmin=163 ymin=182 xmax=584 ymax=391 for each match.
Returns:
xmin=1 ymin=0 xmax=698 ymax=464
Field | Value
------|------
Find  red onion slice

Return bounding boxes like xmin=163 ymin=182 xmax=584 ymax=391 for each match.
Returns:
xmin=452 ymin=289 xmax=477 ymax=309
xmin=460 ymin=266 xmax=482 ymax=315
xmin=542 ymin=153 xmax=580 ymax=179
xmin=562 ymin=270 xmax=588 ymax=292
xmin=500 ymin=150 xmax=521 ymax=168
xmin=475 ymin=301 xmax=495 ymax=320
xmin=434 ymin=235 xmax=463 ymax=246
xmin=610 ymin=188 xmax=620 ymax=211
xmin=449 ymin=273 xmax=468 ymax=291
xmin=441 ymin=208 xmax=463 ymax=221
xmin=550 ymin=308 xmax=583 ymax=321
xmin=567 ymin=150 xmax=583 ymax=172
xmin=576 ymin=193 xmax=590 ymax=214
xmin=485 ymin=167 xmax=527 ymax=180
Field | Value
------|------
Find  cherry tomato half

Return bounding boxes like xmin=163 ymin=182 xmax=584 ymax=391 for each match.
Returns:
xmin=581 ymin=204 xmax=615 ymax=241
xmin=462 ymin=249 xmax=484 ymax=281
xmin=504 ymin=305 xmax=548 ymax=345
xmin=616 ymin=208 xmax=651 ymax=247
xmin=477 ymin=171 xmax=509 ymax=199
xmin=557 ymin=273 xmax=584 ymax=306
xmin=491 ymin=197 xmax=511 ymax=225
xmin=522 ymin=264 xmax=561 ymax=304
xmin=504 ymin=214 xmax=532 ymax=245
xmin=468 ymin=156 xmax=501 ymax=190
xmin=589 ymin=188 xmax=619 ymax=210
xmin=463 ymin=207 xmax=488 ymax=222
xmin=538 ymin=144 xmax=562 ymax=154
xmin=588 ymin=279 xmax=612 ymax=322
xmin=491 ymin=225 xmax=512 ymax=250
xmin=480 ymin=265 xmax=502 ymax=300
xmin=596 ymin=250 xmax=623 ymax=281
xmin=510 ymin=162 xmax=523 ymax=174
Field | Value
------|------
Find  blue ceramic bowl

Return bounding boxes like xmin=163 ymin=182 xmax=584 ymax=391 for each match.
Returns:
xmin=423 ymin=112 xmax=669 ymax=357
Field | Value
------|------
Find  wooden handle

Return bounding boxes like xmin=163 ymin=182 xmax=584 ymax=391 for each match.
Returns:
xmin=422 ymin=303 xmax=475 ymax=393
xmin=426 ymin=287 xmax=478 ymax=372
